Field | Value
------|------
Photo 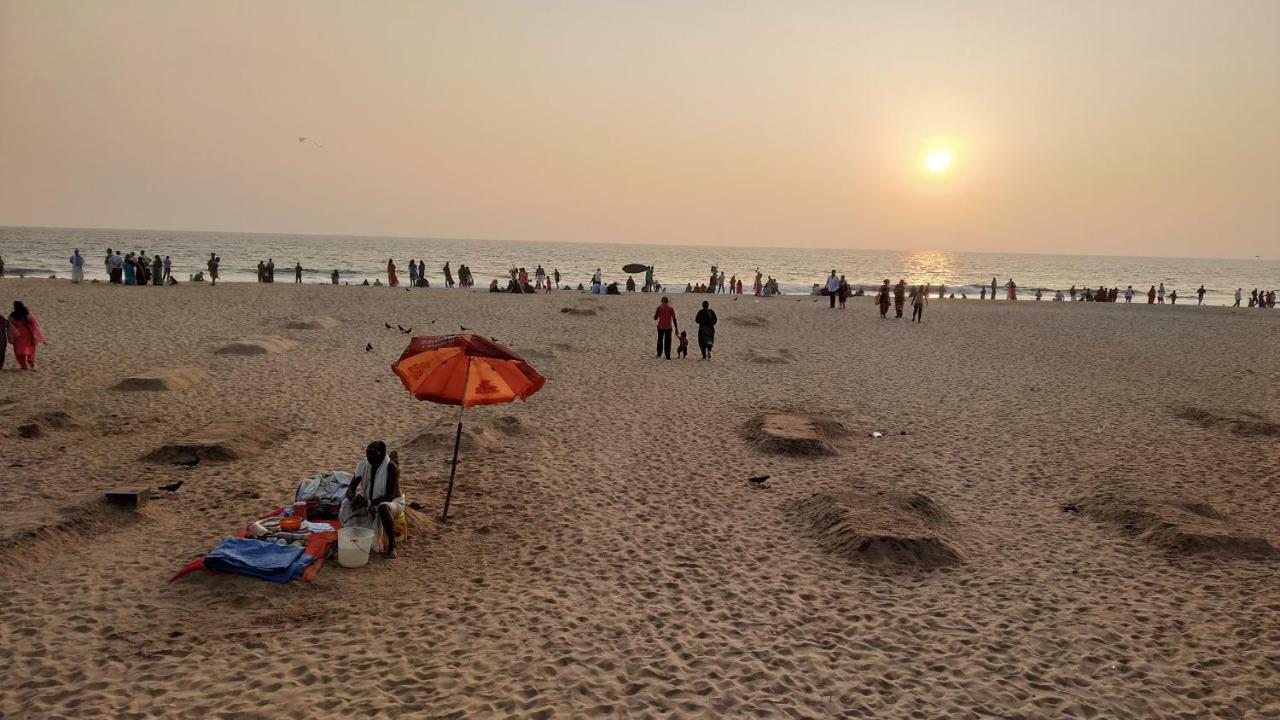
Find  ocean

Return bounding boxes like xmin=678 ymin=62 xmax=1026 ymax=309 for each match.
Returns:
xmin=1 ymin=225 xmax=1276 ymax=304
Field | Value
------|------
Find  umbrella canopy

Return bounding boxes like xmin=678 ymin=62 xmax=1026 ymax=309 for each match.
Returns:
xmin=393 ymin=335 xmax=545 ymax=408
xmin=390 ymin=334 xmax=545 ymax=521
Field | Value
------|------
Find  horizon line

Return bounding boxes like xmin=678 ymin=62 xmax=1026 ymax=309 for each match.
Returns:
xmin=0 ymin=222 xmax=1271 ymax=265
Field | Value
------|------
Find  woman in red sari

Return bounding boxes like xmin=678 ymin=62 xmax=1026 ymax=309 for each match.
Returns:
xmin=7 ymin=301 xmax=46 ymax=370
xmin=387 ymin=259 xmax=399 ymax=287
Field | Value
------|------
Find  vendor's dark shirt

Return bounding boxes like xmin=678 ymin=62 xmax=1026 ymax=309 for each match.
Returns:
xmin=695 ymin=309 xmax=717 ymax=327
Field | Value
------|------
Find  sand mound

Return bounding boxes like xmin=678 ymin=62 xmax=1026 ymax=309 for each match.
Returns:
xmin=744 ymin=412 xmax=845 ymax=456
xmin=283 ymin=315 xmax=340 ymax=330
xmin=404 ymin=414 xmax=539 ymax=455
xmin=746 ymin=348 xmax=794 ymax=365
xmin=113 ymin=366 xmax=212 ymax=392
xmin=727 ymin=315 xmax=768 ymax=328
xmin=213 ymin=336 xmax=298 ymax=355
xmin=1074 ymin=493 xmax=1277 ymax=558
xmin=144 ymin=419 xmax=288 ymax=464
xmin=0 ymin=498 xmax=149 ymax=576
xmin=791 ymin=490 xmax=962 ymax=568
xmin=7 ymin=409 xmax=87 ymax=439
xmin=1174 ymin=406 xmax=1280 ymax=438
xmin=549 ymin=342 xmax=576 ymax=353
xmin=560 ymin=307 xmax=597 ymax=316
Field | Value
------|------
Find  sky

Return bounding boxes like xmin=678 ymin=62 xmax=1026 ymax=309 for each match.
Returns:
xmin=1 ymin=1 xmax=1277 ymax=259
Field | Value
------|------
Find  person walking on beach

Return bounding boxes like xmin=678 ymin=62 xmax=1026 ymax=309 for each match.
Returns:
xmin=151 ymin=254 xmax=163 ymax=287
xmin=911 ymin=286 xmax=926 ymax=323
xmin=695 ymin=300 xmax=717 ymax=359
xmin=265 ymin=258 xmax=274 ymax=283
xmin=877 ymin=279 xmax=891 ymax=318
xmin=407 ymin=260 xmax=418 ymax=287
xmin=1124 ymin=286 xmax=1134 ymax=303
xmin=553 ymin=268 xmax=561 ymax=289
xmin=754 ymin=269 xmax=763 ymax=296
xmin=69 ymin=249 xmax=84 ymax=284
xmin=1006 ymin=279 xmax=1017 ymax=301
xmin=332 ymin=269 xmax=340 ymax=285
xmin=653 ymin=296 xmax=678 ymax=360
xmin=535 ymin=265 xmax=546 ymax=289
xmin=102 ymin=249 xmax=112 ymax=280
xmin=838 ymin=275 xmax=849 ymax=308
xmin=1196 ymin=285 xmax=1206 ymax=306
xmin=123 ymin=253 xmax=136 ymax=285
xmin=825 ymin=270 xmax=840 ymax=308
xmin=1069 ymin=285 xmax=1077 ymax=301
xmin=294 ymin=262 xmax=303 ymax=284
xmin=1234 ymin=288 xmax=1242 ymax=307
xmin=443 ymin=262 xmax=455 ymax=288
xmin=990 ymin=277 xmax=997 ymax=300
xmin=208 ymin=253 xmax=220 ymax=285
xmin=1157 ymin=283 xmax=1165 ymax=304
xmin=1169 ymin=290 xmax=1178 ymax=305
xmin=1146 ymin=285 xmax=1154 ymax=303
xmin=7 ymin=301 xmax=46 ymax=370
xmin=257 ymin=260 xmax=266 ymax=283
xmin=387 ymin=259 xmax=399 ymax=287
xmin=163 ymin=256 xmax=171 ymax=283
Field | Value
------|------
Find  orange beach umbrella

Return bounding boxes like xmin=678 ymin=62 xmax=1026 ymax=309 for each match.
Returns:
xmin=392 ymin=334 xmax=545 ymax=520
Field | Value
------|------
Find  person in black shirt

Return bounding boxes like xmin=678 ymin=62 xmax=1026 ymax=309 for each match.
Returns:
xmin=695 ymin=300 xmax=718 ymax=360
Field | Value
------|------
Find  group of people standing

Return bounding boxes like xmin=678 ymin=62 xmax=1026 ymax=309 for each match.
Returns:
xmin=684 ymin=267 xmax=778 ymax=296
xmin=104 ymin=248 xmax=172 ymax=286
xmin=873 ymin=280 xmax=929 ymax=322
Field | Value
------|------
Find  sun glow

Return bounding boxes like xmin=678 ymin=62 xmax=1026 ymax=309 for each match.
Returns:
xmin=924 ymin=150 xmax=953 ymax=174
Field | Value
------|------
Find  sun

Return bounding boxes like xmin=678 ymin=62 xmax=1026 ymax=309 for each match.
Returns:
xmin=924 ymin=150 xmax=952 ymax=174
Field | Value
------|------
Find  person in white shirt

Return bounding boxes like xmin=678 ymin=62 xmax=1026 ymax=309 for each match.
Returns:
xmin=1157 ymin=283 xmax=1165 ymax=304
xmin=69 ymin=249 xmax=84 ymax=284
xmin=1124 ymin=286 xmax=1134 ymax=303
xmin=1234 ymin=288 xmax=1242 ymax=307
xmin=825 ymin=270 xmax=840 ymax=308
xmin=109 ymin=250 xmax=125 ymax=284
xmin=592 ymin=268 xmax=603 ymax=294
xmin=1054 ymin=290 xmax=1064 ymax=302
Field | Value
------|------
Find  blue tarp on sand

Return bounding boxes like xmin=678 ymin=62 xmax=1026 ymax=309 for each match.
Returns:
xmin=204 ymin=538 xmax=315 ymax=584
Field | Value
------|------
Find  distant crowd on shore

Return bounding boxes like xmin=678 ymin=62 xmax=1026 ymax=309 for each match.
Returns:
xmin=0 ymin=250 xmax=1275 ymax=310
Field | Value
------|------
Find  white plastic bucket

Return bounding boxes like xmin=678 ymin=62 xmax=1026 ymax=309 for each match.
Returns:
xmin=337 ymin=526 xmax=376 ymax=568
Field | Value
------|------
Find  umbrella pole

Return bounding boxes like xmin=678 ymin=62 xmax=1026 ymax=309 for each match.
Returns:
xmin=441 ymin=406 xmax=464 ymax=522
xmin=441 ymin=364 xmax=470 ymax=522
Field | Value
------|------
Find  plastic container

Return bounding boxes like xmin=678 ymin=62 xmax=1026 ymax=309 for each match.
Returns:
xmin=337 ymin=526 xmax=376 ymax=568
xmin=291 ymin=501 xmax=308 ymax=521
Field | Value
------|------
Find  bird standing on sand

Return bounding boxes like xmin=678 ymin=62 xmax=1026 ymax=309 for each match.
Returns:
xmin=748 ymin=475 xmax=771 ymax=489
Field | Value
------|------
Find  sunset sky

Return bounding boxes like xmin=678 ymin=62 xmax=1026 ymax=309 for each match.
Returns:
xmin=2 ymin=1 xmax=1277 ymax=258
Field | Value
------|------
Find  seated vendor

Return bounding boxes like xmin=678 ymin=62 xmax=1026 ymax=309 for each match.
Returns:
xmin=339 ymin=440 xmax=405 ymax=559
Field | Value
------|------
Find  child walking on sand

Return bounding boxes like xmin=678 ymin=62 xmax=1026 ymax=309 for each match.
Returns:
xmin=677 ymin=331 xmax=688 ymax=358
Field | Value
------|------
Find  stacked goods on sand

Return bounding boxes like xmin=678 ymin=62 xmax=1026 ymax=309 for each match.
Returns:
xmin=214 ymin=336 xmax=298 ymax=355
xmin=1073 ymin=493 xmax=1277 ymax=558
xmin=791 ymin=490 xmax=963 ymax=568
xmin=113 ymin=366 xmax=212 ymax=391
xmin=145 ymin=420 xmax=288 ymax=464
xmin=744 ymin=413 xmax=845 ymax=456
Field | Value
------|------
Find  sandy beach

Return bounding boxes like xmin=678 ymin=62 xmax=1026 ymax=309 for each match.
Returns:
xmin=1 ymin=280 xmax=1277 ymax=718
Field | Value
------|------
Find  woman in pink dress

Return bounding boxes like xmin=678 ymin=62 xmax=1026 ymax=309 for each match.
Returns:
xmin=7 ymin=301 xmax=46 ymax=370
xmin=387 ymin=259 xmax=399 ymax=288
